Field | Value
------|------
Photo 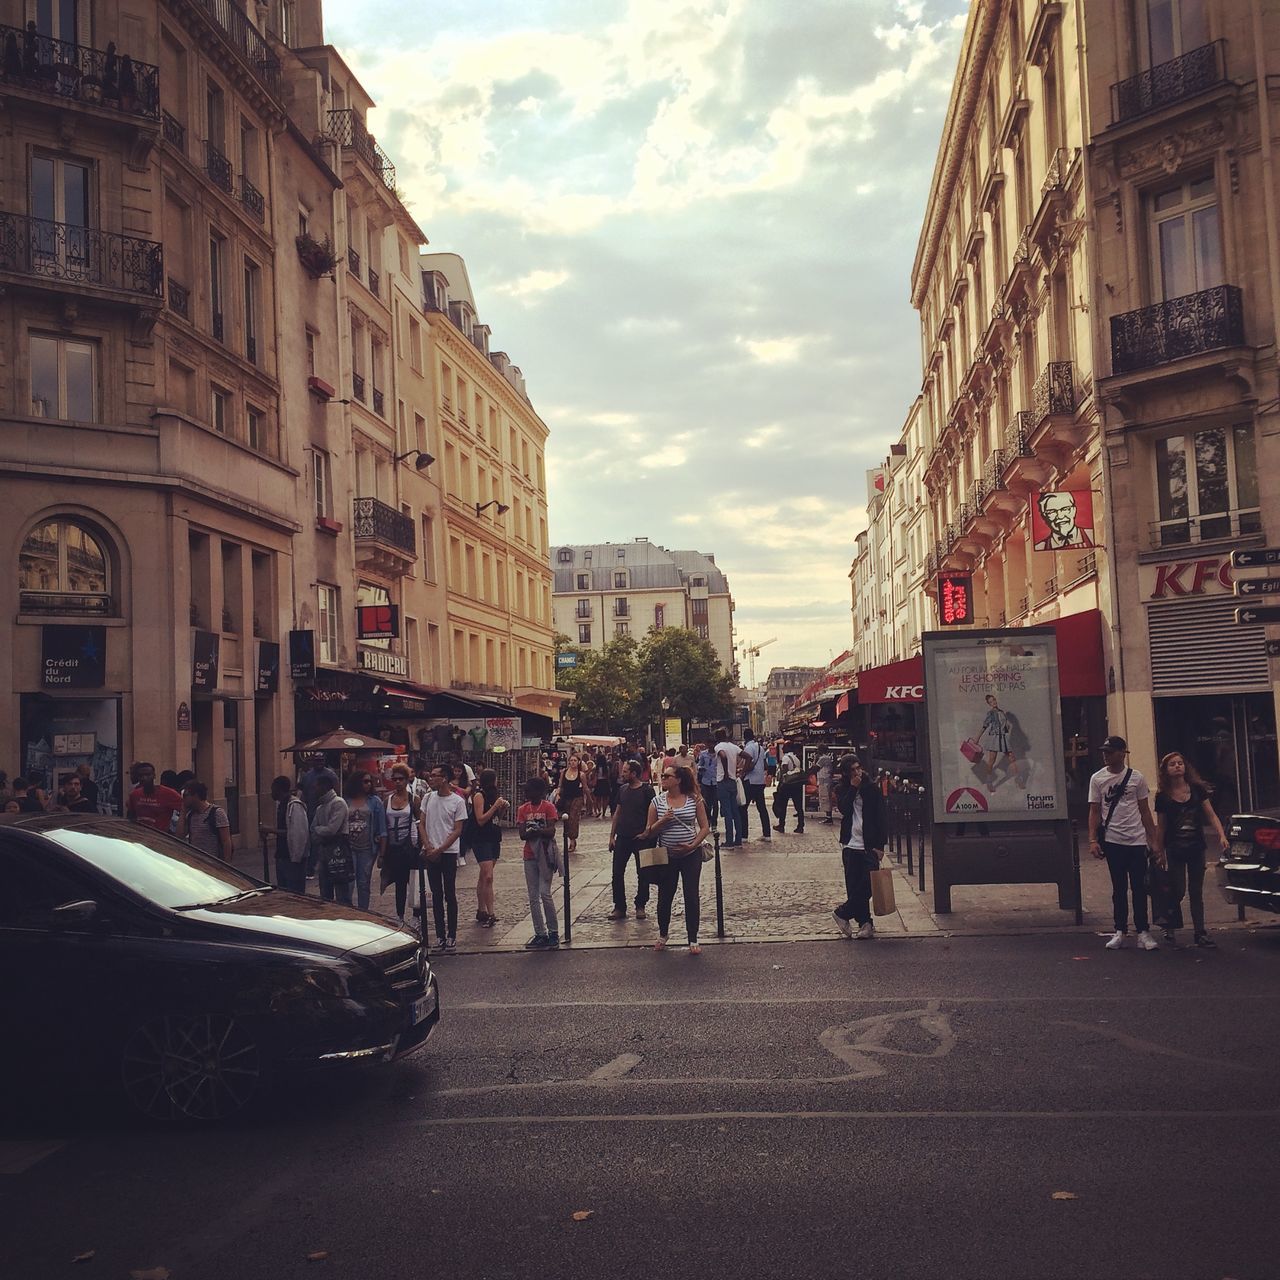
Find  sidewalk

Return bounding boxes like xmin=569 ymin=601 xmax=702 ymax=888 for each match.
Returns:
xmin=231 ymin=805 xmax=1259 ymax=954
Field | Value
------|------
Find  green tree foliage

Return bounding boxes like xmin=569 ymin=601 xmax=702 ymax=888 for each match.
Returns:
xmin=635 ymin=627 xmax=734 ymax=723
xmin=555 ymin=633 xmax=640 ymax=731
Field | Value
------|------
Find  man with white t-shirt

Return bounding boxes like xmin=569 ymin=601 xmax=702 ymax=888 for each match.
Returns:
xmin=738 ymin=728 xmax=771 ymax=842
xmin=1088 ymin=735 xmax=1163 ymax=951
xmin=714 ymin=728 xmax=743 ymax=848
xmin=421 ymin=765 xmax=468 ymax=953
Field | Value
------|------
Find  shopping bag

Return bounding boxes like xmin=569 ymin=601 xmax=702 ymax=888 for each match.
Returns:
xmin=870 ymin=866 xmax=896 ymax=916
xmin=960 ymin=737 xmax=984 ymax=763
xmin=638 ymin=845 xmax=669 ymax=869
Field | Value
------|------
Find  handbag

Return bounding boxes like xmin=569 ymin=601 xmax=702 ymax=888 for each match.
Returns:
xmin=870 ymin=864 xmax=896 ymax=916
xmin=700 ymin=844 xmax=714 ymax=863
xmin=735 ymin=778 xmax=747 ymax=806
xmin=638 ymin=845 xmax=669 ymax=869
xmin=323 ymin=836 xmax=354 ymax=884
xmin=960 ymin=738 xmax=984 ymax=763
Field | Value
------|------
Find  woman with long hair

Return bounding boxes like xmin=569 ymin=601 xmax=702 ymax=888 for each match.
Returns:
xmin=380 ymin=764 xmax=421 ymax=923
xmin=471 ymin=767 xmax=508 ymax=927
xmin=342 ymin=771 xmax=386 ymax=911
xmin=642 ymin=763 xmax=710 ymax=954
xmin=559 ymin=753 xmax=585 ymax=853
xmin=1155 ymin=751 xmax=1229 ymax=947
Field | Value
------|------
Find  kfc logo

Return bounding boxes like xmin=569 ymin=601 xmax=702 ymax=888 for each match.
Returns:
xmin=883 ymin=685 xmax=924 ymax=700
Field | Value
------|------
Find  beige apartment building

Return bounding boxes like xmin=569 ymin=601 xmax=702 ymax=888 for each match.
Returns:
xmin=552 ymin=539 xmax=736 ymax=674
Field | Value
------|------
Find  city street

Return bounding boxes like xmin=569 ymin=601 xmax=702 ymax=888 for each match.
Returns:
xmin=3 ymin=926 xmax=1278 ymax=1280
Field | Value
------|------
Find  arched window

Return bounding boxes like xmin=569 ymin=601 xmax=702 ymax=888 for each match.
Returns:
xmin=19 ymin=518 xmax=111 ymax=614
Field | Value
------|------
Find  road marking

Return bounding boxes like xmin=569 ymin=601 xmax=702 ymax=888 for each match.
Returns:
xmin=1055 ymin=1019 xmax=1266 ymax=1073
xmin=449 ymin=993 xmax=1280 ymax=1011
xmin=588 ymin=1052 xmax=643 ymax=1080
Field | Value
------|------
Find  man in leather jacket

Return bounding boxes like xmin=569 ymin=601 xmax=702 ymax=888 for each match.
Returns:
xmin=832 ymin=754 xmax=888 ymax=940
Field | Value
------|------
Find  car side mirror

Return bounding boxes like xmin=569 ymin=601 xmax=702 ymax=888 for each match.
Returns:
xmin=51 ymin=899 xmax=99 ymax=927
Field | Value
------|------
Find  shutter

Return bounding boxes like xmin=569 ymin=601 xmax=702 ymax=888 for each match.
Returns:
xmin=1148 ymin=598 xmax=1269 ymax=693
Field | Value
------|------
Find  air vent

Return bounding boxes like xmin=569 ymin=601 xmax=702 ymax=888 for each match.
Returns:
xmin=1148 ymin=597 xmax=1268 ymax=693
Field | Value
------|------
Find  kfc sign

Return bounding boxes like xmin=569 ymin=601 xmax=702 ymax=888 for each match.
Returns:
xmin=1141 ymin=557 xmax=1234 ymax=600
xmin=858 ymin=656 xmax=925 ymax=705
xmin=937 ymin=573 xmax=975 ymax=626
xmin=883 ymin=684 xmax=925 ymax=700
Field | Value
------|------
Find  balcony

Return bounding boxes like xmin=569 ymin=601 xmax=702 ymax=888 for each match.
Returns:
xmin=0 ymin=24 xmax=159 ymax=120
xmin=347 ymin=247 xmax=360 ymax=276
xmin=327 ymin=109 xmax=396 ymax=193
xmin=352 ymin=372 xmax=366 ymax=403
xmin=0 ymin=212 xmax=162 ymax=300
xmin=1110 ymin=284 xmax=1245 ymax=376
xmin=1031 ymin=360 xmax=1076 ymax=423
xmin=161 ymin=110 xmax=185 ymax=150
xmin=372 ymin=388 xmax=385 ymax=417
xmin=204 ymin=140 xmax=234 ymax=194
xmin=353 ymin=497 xmax=416 ymax=575
xmin=188 ymin=0 xmax=279 ymax=93
xmin=1112 ymin=40 xmax=1226 ymax=124
xmin=167 ymin=276 xmax=189 ymax=318
xmin=368 ymin=267 xmax=380 ymax=297
xmin=239 ymin=175 xmax=264 ymax=223
xmin=1149 ymin=506 xmax=1261 ymax=551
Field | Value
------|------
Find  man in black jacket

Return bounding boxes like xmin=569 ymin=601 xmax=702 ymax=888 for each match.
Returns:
xmin=831 ymin=754 xmax=888 ymax=940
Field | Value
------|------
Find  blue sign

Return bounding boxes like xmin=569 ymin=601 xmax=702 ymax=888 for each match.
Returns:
xmin=556 ymin=652 xmax=578 ymax=669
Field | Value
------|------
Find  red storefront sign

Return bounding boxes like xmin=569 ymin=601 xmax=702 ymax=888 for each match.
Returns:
xmin=937 ymin=574 xmax=974 ymax=626
xmin=858 ymin=656 xmax=924 ymax=704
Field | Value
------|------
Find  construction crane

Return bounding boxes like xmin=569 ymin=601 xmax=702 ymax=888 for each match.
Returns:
xmin=740 ymin=637 xmax=777 ymax=689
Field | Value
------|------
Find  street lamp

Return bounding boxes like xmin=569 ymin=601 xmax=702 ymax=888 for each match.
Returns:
xmin=475 ymin=499 xmax=510 ymax=518
xmin=393 ymin=450 xmax=435 ymax=471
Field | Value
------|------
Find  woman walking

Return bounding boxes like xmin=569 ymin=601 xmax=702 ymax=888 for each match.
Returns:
xmin=343 ymin=772 xmax=386 ymax=911
xmin=471 ymin=768 xmax=508 ymax=927
xmin=559 ymin=753 xmax=585 ymax=853
xmin=978 ymin=694 xmax=1018 ymax=792
xmin=831 ymin=755 xmax=888 ymax=940
xmin=381 ymin=765 xmax=421 ymax=923
xmin=643 ymin=763 xmax=710 ymax=954
xmin=1154 ymin=752 xmax=1229 ymax=947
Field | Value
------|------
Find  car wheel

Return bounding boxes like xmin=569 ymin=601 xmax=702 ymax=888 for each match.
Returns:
xmin=121 ymin=1014 xmax=261 ymax=1122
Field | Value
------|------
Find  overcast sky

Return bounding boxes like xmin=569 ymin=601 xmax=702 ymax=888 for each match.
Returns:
xmin=328 ymin=0 xmax=969 ymax=677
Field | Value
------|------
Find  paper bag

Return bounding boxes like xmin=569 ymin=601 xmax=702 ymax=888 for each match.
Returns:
xmin=870 ymin=866 xmax=896 ymax=916
xmin=638 ymin=845 xmax=669 ymax=869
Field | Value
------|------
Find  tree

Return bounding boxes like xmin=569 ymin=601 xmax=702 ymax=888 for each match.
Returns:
xmin=555 ymin=633 xmax=640 ymax=732
xmin=635 ymin=627 xmax=734 ymax=725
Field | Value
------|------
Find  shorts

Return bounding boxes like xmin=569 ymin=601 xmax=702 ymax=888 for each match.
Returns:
xmin=472 ymin=838 xmax=501 ymax=863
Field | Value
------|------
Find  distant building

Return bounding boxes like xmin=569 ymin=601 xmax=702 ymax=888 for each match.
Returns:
xmin=763 ymin=667 xmax=822 ymax=737
xmin=551 ymin=538 xmax=735 ymax=672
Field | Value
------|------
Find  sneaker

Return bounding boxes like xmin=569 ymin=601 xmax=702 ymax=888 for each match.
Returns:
xmin=1104 ymin=930 xmax=1125 ymax=949
xmin=796 ymin=825 xmax=805 ymax=834
xmin=832 ymin=911 xmax=852 ymax=939
xmin=854 ymin=922 xmax=875 ymax=940
xmin=773 ymin=824 xmax=785 ymax=834
xmin=606 ymin=908 xmax=627 ymax=921
xmin=432 ymin=937 xmax=448 ymax=953
xmin=481 ymin=915 xmax=495 ymax=929
xmin=1194 ymin=933 xmax=1217 ymax=949
xmin=445 ymin=937 xmax=457 ymax=953
xmin=1137 ymin=931 xmax=1159 ymax=951
xmin=634 ymin=906 xmax=647 ymax=920
xmin=545 ymin=932 xmax=560 ymax=948
xmin=525 ymin=935 xmax=550 ymax=949
xmin=475 ymin=910 xmax=486 ymax=923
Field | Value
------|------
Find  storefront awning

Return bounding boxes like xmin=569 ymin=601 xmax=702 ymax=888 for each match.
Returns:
xmin=858 ymin=656 xmax=924 ymax=704
xmin=835 ymin=692 xmax=851 ymax=717
xmin=429 ymin=689 xmax=525 ymax=719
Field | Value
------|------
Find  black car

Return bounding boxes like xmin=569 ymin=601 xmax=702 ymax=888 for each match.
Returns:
xmin=0 ymin=813 xmax=439 ymax=1121
xmin=1219 ymin=811 xmax=1280 ymax=915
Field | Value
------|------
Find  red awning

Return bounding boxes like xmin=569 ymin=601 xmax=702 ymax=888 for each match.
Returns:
xmin=1051 ymin=608 xmax=1106 ymax=697
xmin=858 ymin=656 xmax=924 ymax=704
xmin=835 ymin=692 xmax=851 ymax=717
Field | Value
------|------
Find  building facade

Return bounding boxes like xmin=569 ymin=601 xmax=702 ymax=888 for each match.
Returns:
xmin=763 ymin=666 xmax=822 ymax=737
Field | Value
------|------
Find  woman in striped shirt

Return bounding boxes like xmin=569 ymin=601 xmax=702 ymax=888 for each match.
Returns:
xmin=642 ymin=764 xmax=710 ymax=954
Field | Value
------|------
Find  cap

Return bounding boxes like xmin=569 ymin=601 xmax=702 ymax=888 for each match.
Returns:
xmin=1100 ymin=735 xmax=1128 ymax=753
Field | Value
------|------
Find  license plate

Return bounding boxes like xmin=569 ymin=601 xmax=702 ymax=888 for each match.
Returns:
xmin=1230 ymin=841 xmax=1252 ymax=860
xmin=411 ymin=990 xmax=436 ymax=1025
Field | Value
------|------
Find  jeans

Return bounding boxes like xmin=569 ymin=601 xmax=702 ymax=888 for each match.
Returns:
xmin=835 ymin=846 xmax=874 ymax=926
xmin=774 ymin=781 xmax=804 ymax=830
xmin=318 ymin=861 xmax=352 ymax=906
xmin=700 ymin=782 xmax=720 ymax=829
xmin=612 ymin=837 xmax=650 ymax=912
xmin=742 ymin=782 xmax=770 ymax=839
xmin=425 ymin=853 xmax=459 ymax=941
xmin=1166 ymin=849 xmax=1207 ymax=935
xmin=275 ymin=856 xmax=307 ymax=894
xmin=717 ymin=780 xmax=742 ymax=845
xmin=657 ymin=850 xmax=702 ymax=943
xmin=1103 ymin=842 xmax=1149 ymax=933
xmin=353 ymin=843 xmax=376 ymax=911
xmin=524 ymin=856 xmax=559 ymax=937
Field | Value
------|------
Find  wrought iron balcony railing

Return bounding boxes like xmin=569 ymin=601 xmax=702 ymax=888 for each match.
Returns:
xmin=212 ymin=311 xmax=224 ymax=341
xmin=1032 ymin=360 xmax=1076 ymax=421
xmin=1111 ymin=284 xmax=1245 ymax=375
xmin=347 ymin=247 xmax=360 ymax=276
xmin=353 ymin=497 xmax=415 ymax=555
xmin=167 ymin=276 xmax=189 ymax=317
xmin=188 ymin=0 xmax=279 ymax=91
xmin=956 ymin=503 xmax=972 ymax=531
xmin=982 ymin=448 xmax=1006 ymax=492
xmin=352 ymin=372 xmax=366 ymax=403
xmin=0 ymin=211 xmax=162 ymax=297
xmin=1041 ymin=146 xmax=1069 ymax=195
xmin=204 ymin=140 xmax=233 ymax=193
xmin=368 ymin=266 xmax=379 ymax=296
xmin=0 ymin=23 xmax=159 ymax=119
xmin=239 ymin=175 xmax=264 ymax=222
xmin=1112 ymin=40 xmax=1225 ymax=124
xmin=372 ymin=388 xmax=385 ymax=416
xmin=1003 ymin=410 xmax=1035 ymax=459
xmin=161 ymin=110 xmax=185 ymax=149
xmin=1149 ymin=506 xmax=1261 ymax=549
xmin=327 ymin=109 xmax=396 ymax=192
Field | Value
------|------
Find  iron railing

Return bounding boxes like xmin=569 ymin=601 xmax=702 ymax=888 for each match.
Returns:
xmin=327 ymin=109 xmax=396 ymax=192
xmin=576 ymin=604 xmax=592 ymax=618
xmin=1032 ymin=360 xmax=1076 ymax=420
xmin=212 ymin=310 xmax=224 ymax=341
xmin=368 ymin=266 xmax=379 ymax=296
xmin=1041 ymin=146 xmax=1070 ymax=195
xmin=1003 ymin=410 xmax=1035 ymax=458
xmin=188 ymin=0 xmax=279 ymax=91
xmin=161 ymin=110 xmax=185 ymax=148
xmin=1149 ymin=506 xmax=1261 ymax=549
xmin=982 ymin=448 xmax=1006 ymax=492
xmin=347 ymin=247 xmax=360 ymax=276
xmin=1111 ymin=284 xmax=1245 ymax=375
xmin=204 ymin=140 xmax=234 ymax=193
xmin=1112 ymin=40 xmax=1225 ymax=123
xmin=0 ymin=211 xmax=162 ymax=297
xmin=352 ymin=372 xmax=366 ymax=403
xmin=353 ymin=497 xmax=415 ymax=554
xmin=239 ymin=174 xmax=264 ymax=222
xmin=372 ymin=388 xmax=385 ymax=416
xmin=167 ymin=276 xmax=189 ymax=317
xmin=0 ymin=23 xmax=159 ymax=118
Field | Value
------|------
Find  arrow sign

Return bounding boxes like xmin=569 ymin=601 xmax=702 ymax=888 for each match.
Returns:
xmin=1267 ymin=640 xmax=1280 ymax=657
xmin=1235 ymin=606 xmax=1280 ymax=625
xmin=1235 ymin=578 xmax=1280 ymax=596
xmin=1231 ymin=548 xmax=1280 ymax=569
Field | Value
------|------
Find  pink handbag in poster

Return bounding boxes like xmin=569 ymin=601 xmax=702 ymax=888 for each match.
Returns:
xmin=960 ymin=738 xmax=983 ymax=763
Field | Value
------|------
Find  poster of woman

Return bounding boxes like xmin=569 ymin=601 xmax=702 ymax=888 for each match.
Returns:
xmin=925 ymin=629 xmax=1067 ymax=823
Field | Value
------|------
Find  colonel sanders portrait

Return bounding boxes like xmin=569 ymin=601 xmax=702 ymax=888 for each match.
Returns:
xmin=1033 ymin=490 xmax=1094 ymax=551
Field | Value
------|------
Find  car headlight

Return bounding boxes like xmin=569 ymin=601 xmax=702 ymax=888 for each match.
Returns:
xmin=298 ymin=966 xmax=351 ymax=999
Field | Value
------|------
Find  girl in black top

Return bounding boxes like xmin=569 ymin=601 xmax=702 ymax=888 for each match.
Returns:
xmin=1154 ymin=752 xmax=1229 ymax=947
xmin=559 ymin=754 xmax=584 ymax=853
xmin=470 ymin=768 xmax=507 ymax=927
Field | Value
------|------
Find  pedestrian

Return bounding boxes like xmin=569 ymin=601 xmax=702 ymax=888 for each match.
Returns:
xmin=1088 ymin=735 xmax=1163 ymax=951
xmin=300 ymin=754 xmax=328 ymax=821
xmin=344 ymin=772 xmax=386 ymax=911
xmin=607 ymin=758 xmax=656 ymax=920
xmin=517 ymin=776 xmax=561 ymax=949
xmin=831 ymin=755 xmax=887 ymax=940
xmin=420 ymin=763 xmax=467 ymax=953
xmin=816 ymin=750 xmax=835 ymax=824
xmin=471 ymin=768 xmax=508 ymax=928
xmin=695 ymin=740 xmax=719 ymax=832
xmin=738 ymin=728 xmax=771 ymax=842
xmin=643 ymin=763 xmax=710 ymax=953
xmin=75 ymin=763 xmax=99 ymax=812
xmin=558 ymin=753 xmax=584 ymax=853
xmin=310 ymin=770 xmax=353 ymax=905
xmin=773 ymin=742 xmax=805 ymax=834
xmin=714 ymin=728 xmax=743 ymax=847
xmin=179 ymin=781 xmax=233 ymax=861
xmin=58 ymin=773 xmax=96 ymax=813
xmin=592 ymin=751 xmax=611 ymax=818
xmin=1154 ymin=751 xmax=1229 ymax=948
xmin=265 ymin=775 xmax=309 ymax=893
xmin=125 ymin=762 xmax=183 ymax=833
xmin=380 ymin=764 xmax=421 ymax=922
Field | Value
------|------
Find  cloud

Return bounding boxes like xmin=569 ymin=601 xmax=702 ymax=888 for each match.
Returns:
xmin=493 ymin=268 xmax=571 ymax=301
xmin=737 ymin=336 xmax=804 ymax=365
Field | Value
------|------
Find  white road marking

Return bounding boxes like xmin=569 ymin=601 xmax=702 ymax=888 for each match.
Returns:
xmin=449 ymin=993 xmax=1280 ymax=1011
xmin=588 ymin=1052 xmax=643 ymax=1080
xmin=1055 ymin=1019 xmax=1266 ymax=1072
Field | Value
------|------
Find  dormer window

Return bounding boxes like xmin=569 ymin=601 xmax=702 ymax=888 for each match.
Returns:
xmin=557 ymin=548 xmax=573 ymax=563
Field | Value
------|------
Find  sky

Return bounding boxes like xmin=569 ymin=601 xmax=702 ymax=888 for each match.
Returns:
xmin=326 ymin=0 xmax=970 ymax=677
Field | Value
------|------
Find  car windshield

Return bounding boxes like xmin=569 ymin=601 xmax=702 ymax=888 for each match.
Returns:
xmin=44 ymin=821 xmax=264 ymax=909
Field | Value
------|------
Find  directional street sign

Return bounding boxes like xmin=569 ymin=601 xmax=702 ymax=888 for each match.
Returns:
xmin=1235 ymin=606 xmax=1280 ymax=625
xmin=1234 ymin=578 xmax=1280 ymax=596
xmin=1268 ymin=640 xmax=1280 ymax=657
xmin=1231 ymin=548 xmax=1280 ymax=569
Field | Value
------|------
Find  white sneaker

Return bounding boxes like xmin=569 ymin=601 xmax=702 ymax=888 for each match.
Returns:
xmin=1104 ymin=930 xmax=1125 ymax=949
xmin=854 ymin=922 xmax=875 ymax=940
xmin=1137 ymin=931 xmax=1159 ymax=951
xmin=832 ymin=911 xmax=852 ymax=938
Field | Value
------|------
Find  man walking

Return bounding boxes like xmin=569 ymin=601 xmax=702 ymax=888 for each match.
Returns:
xmin=265 ymin=775 xmax=309 ymax=893
xmin=773 ymin=742 xmax=805 ymax=834
xmin=738 ymin=729 xmax=770 ymax=842
xmin=75 ymin=763 xmax=99 ymax=812
xmin=125 ymin=762 xmax=183 ymax=834
xmin=831 ymin=755 xmax=887 ymax=940
xmin=180 ymin=780 xmax=233 ymax=861
xmin=714 ymin=728 xmax=743 ymax=848
xmin=607 ymin=759 xmax=656 ymax=920
xmin=1088 ymin=735 xmax=1163 ymax=951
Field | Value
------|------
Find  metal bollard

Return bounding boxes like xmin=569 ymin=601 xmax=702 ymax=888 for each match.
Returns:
xmin=713 ymin=828 xmax=725 ymax=939
xmin=905 ymin=797 xmax=914 ymax=876
xmin=1070 ymin=819 xmax=1084 ymax=926
xmin=260 ymin=833 xmax=270 ymax=883
xmin=562 ymin=829 xmax=572 ymax=945
xmin=918 ymin=799 xmax=927 ymax=894
xmin=416 ymin=863 xmax=429 ymax=941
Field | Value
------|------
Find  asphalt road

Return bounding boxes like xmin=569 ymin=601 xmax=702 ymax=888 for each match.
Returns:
xmin=4 ymin=929 xmax=1279 ymax=1280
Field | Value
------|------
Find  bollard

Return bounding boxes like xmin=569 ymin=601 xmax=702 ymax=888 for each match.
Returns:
xmin=260 ymin=833 xmax=271 ymax=883
xmin=713 ymin=828 xmax=725 ymax=939
xmin=905 ymin=795 xmax=914 ymax=876
xmin=1070 ymin=819 xmax=1084 ymax=926
xmin=562 ymin=829 xmax=572 ymax=945
xmin=918 ymin=797 xmax=927 ymax=894
xmin=416 ymin=862 xmax=429 ymax=942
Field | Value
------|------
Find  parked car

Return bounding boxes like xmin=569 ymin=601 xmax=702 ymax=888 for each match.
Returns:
xmin=0 ymin=813 xmax=439 ymax=1121
xmin=1218 ymin=811 xmax=1280 ymax=915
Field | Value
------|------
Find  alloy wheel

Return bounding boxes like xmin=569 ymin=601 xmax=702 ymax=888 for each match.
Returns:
xmin=121 ymin=1014 xmax=261 ymax=1121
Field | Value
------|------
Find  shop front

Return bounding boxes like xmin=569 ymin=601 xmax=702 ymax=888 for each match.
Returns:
xmin=858 ymin=655 xmax=924 ymax=778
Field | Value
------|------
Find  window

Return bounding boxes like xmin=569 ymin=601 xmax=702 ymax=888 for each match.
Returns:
xmin=576 ymin=598 xmax=590 ymax=618
xmin=1154 ymin=423 xmax=1259 ymax=546
xmin=239 ymin=117 xmax=258 ymax=183
xmin=205 ymin=79 xmax=225 ymax=150
xmin=576 ymin=573 xmax=589 ymax=590
xmin=30 ymin=334 xmax=95 ymax=420
xmin=317 ymin=584 xmax=339 ymax=663
xmin=312 ymin=449 xmax=332 ymax=519
xmin=615 ymin=621 xmax=629 ymax=637
xmin=1147 ymin=0 xmax=1209 ymax=66
xmin=211 ymin=386 xmax=230 ymax=435
xmin=578 ymin=623 xmax=591 ymax=645
xmin=1150 ymin=177 xmax=1221 ymax=300
xmin=614 ymin=597 xmax=628 ymax=617
xmin=409 ymin=317 xmax=422 ymax=372
xmin=558 ymin=548 xmax=573 ymax=564
xmin=31 ymin=155 xmax=91 ymax=275
xmin=414 ymin=412 xmax=427 ymax=452
xmin=298 ymin=206 xmax=309 ymax=236
xmin=247 ymin=405 xmax=271 ymax=454
xmin=209 ymin=233 xmax=226 ymax=340
xmin=421 ymin=514 xmax=435 ymax=581
xmin=692 ymin=598 xmax=708 ymax=623
xmin=614 ymin=571 xmax=626 ymax=588
xmin=19 ymin=518 xmax=110 ymax=613
xmin=695 ymin=623 xmax=709 ymax=640
xmin=243 ymin=259 xmax=261 ymax=363
xmin=305 ymin=327 xmax=317 ymax=375
xmin=654 ymin=604 xmax=665 ymax=629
